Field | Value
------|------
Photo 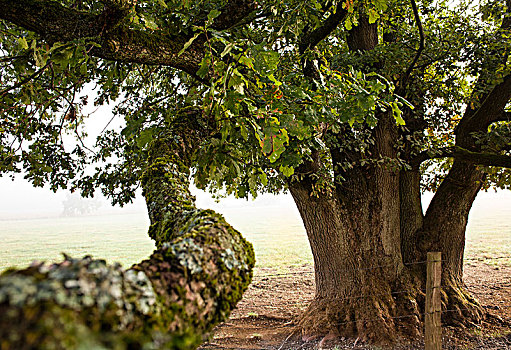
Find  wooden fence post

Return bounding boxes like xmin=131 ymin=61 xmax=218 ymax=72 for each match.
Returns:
xmin=425 ymin=252 xmax=442 ymax=350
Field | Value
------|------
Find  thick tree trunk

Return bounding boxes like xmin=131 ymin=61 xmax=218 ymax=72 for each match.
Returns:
xmin=0 ymin=139 xmax=255 ymax=350
xmin=291 ymin=160 xmax=487 ymax=343
xmin=289 ymin=179 xmax=422 ymax=343
xmin=420 ymin=160 xmax=485 ymax=325
xmin=291 ymin=114 xmax=422 ymax=343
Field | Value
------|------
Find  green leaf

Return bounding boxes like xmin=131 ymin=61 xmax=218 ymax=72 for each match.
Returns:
xmin=178 ymin=33 xmax=201 ymax=57
xmin=157 ymin=0 xmax=168 ymax=8
xmin=392 ymin=102 xmax=405 ymax=125
xmin=228 ymin=69 xmax=245 ymax=94
xmin=197 ymin=56 xmax=211 ymax=78
xmin=259 ymin=172 xmax=268 ymax=186
xmin=221 ymin=42 xmax=235 ymax=58
xmin=253 ymin=50 xmax=280 ymax=77
xmin=143 ymin=16 xmax=158 ymax=30
xmin=239 ymin=55 xmax=254 ymax=70
xmin=368 ymin=9 xmax=379 ymax=24
xmin=18 ymin=37 xmax=28 ymax=50
xmin=279 ymin=165 xmax=294 ymax=177
xmin=240 ymin=125 xmax=249 ymax=141
xmin=80 ymin=63 xmax=87 ymax=75
xmin=207 ymin=9 xmax=222 ymax=23
xmin=261 ymin=136 xmax=272 ymax=154
xmin=345 ymin=17 xmax=353 ymax=30
xmin=268 ymin=74 xmax=282 ymax=86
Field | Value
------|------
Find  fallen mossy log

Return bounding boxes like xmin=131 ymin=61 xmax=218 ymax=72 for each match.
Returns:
xmin=0 ymin=140 xmax=255 ymax=350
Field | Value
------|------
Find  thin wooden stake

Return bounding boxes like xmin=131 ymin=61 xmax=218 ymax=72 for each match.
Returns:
xmin=425 ymin=252 xmax=442 ymax=350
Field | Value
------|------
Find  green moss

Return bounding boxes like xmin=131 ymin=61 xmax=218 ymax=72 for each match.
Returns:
xmin=0 ymin=137 xmax=255 ymax=349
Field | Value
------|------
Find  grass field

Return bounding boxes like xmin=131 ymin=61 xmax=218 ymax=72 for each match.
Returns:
xmin=0 ymin=193 xmax=510 ymax=272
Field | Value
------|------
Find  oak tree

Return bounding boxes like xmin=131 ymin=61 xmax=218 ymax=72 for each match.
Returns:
xmin=1 ymin=0 xmax=511 ymax=346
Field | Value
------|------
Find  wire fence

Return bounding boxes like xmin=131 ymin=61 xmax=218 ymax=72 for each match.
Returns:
xmin=251 ymin=255 xmax=511 ymax=279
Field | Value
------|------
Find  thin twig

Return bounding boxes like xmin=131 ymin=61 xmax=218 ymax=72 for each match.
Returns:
xmin=0 ymin=54 xmax=28 ymax=63
xmin=0 ymin=62 xmax=50 ymax=96
xmin=277 ymin=328 xmax=299 ymax=350
xmin=402 ymin=0 xmax=425 ymax=85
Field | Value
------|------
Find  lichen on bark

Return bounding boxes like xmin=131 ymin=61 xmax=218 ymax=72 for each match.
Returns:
xmin=0 ymin=138 xmax=255 ymax=350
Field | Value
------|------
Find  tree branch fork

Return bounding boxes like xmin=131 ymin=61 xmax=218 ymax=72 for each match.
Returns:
xmin=412 ymin=146 xmax=511 ymax=168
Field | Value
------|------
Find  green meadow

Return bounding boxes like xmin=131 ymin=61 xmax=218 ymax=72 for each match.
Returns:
xmin=1 ymin=194 xmax=510 ymax=272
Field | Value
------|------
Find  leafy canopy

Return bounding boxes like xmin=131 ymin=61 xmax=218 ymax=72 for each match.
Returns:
xmin=0 ymin=0 xmax=510 ymax=204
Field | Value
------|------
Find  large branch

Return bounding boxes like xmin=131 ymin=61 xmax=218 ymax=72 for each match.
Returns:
xmin=455 ymin=74 xmax=511 ymax=142
xmin=0 ymin=0 xmax=255 ymax=77
xmin=299 ymin=3 xmax=348 ymax=53
xmin=412 ymin=146 xmax=511 ymax=168
xmin=454 ymin=3 xmax=511 ymax=145
xmin=0 ymin=0 xmax=106 ymax=40
xmin=0 ymin=138 xmax=255 ymax=350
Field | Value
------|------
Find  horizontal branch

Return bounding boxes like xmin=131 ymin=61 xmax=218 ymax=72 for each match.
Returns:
xmin=0 ymin=0 xmax=103 ymax=40
xmin=0 ymin=137 xmax=255 ymax=349
xmin=412 ymin=146 xmax=511 ymax=168
xmin=0 ymin=0 xmax=256 ymax=78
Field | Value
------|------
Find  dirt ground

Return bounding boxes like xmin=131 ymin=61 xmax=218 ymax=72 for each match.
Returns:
xmin=199 ymin=263 xmax=511 ymax=350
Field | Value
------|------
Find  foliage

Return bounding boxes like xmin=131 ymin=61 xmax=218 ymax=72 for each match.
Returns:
xmin=0 ymin=0 xmax=510 ymax=204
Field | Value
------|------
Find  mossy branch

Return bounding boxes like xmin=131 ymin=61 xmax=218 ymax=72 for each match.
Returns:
xmin=0 ymin=138 xmax=255 ymax=350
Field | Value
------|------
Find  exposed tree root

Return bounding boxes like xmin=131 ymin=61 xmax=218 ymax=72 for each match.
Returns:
xmin=442 ymin=277 xmax=485 ymax=327
xmin=297 ymin=285 xmax=423 ymax=345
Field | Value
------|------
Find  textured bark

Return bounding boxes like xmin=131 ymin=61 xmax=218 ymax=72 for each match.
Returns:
xmin=290 ymin=114 xmax=423 ymax=343
xmin=0 ymin=139 xmax=255 ymax=350
xmin=288 ymin=4 xmax=511 ymax=344
xmin=0 ymin=0 xmax=256 ymax=77
xmin=420 ymin=160 xmax=484 ymax=325
xmin=346 ymin=16 xmax=378 ymax=52
xmin=399 ymin=169 xmax=424 ymax=264
xmin=415 ymin=28 xmax=511 ymax=325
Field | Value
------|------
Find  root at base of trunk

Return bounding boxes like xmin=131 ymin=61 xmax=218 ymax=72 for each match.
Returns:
xmin=296 ymin=279 xmax=486 ymax=345
xmin=442 ymin=279 xmax=485 ymax=327
xmin=297 ymin=291 xmax=422 ymax=345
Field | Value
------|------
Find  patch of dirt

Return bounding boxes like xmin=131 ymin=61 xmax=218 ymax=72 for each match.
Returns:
xmin=199 ymin=263 xmax=511 ymax=349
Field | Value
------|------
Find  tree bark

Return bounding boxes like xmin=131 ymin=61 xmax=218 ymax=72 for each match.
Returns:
xmin=0 ymin=0 xmax=256 ymax=78
xmin=0 ymin=138 xmax=255 ymax=350
xmin=419 ymin=160 xmax=485 ymax=325
xmin=290 ymin=114 xmax=423 ymax=343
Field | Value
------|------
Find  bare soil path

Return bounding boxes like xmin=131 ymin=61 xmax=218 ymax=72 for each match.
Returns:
xmin=199 ymin=263 xmax=511 ymax=349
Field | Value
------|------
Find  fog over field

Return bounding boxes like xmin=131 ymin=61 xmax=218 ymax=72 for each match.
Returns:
xmin=1 ymin=173 xmax=511 ymax=221
xmin=1 ymin=174 xmax=510 ymax=271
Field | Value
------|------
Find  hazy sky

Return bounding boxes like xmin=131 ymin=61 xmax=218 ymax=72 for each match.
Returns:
xmin=2 ymin=169 xmax=511 ymax=221
xmin=0 ymin=172 xmax=304 ymax=219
